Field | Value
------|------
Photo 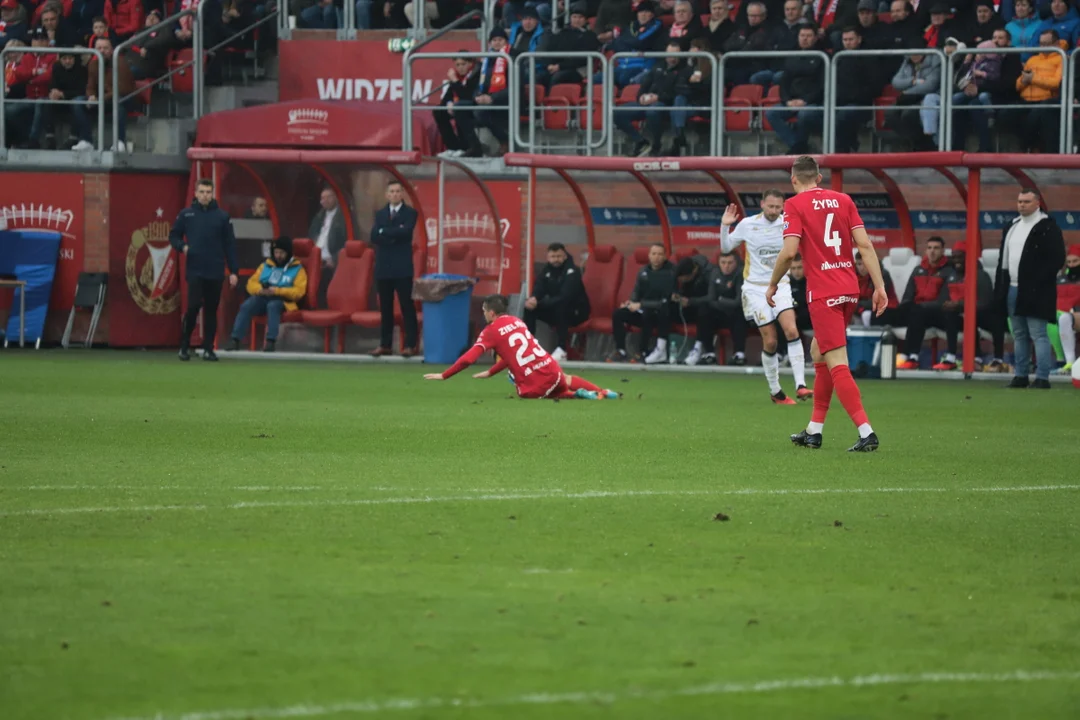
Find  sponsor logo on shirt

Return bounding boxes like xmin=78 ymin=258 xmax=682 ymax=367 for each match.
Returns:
xmin=826 ymin=295 xmax=858 ymax=306
xmin=820 ymin=260 xmax=853 ymax=271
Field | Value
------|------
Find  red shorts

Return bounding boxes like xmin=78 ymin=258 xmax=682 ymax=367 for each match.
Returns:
xmin=808 ymin=295 xmax=858 ymax=353
xmin=517 ymin=371 xmax=568 ymax=399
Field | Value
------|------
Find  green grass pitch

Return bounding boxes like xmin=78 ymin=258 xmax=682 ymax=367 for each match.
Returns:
xmin=2 ymin=353 xmax=1079 ymax=720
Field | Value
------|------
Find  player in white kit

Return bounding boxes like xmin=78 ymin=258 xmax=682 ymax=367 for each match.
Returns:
xmin=720 ymin=189 xmax=812 ymax=404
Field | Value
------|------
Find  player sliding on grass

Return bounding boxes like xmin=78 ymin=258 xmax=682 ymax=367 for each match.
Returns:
xmin=767 ymin=156 xmax=886 ymax=452
xmin=423 ymin=294 xmax=621 ymax=400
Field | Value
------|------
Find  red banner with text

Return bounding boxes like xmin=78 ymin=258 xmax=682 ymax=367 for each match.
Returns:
xmin=108 ymin=173 xmax=189 ymax=347
xmin=0 ymin=172 xmax=84 ymax=313
xmin=279 ymin=39 xmax=467 ymax=106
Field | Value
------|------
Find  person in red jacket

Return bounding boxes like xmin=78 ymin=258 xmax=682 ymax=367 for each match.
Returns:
xmin=854 ymin=250 xmax=900 ymax=327
xmin=897 ymin=235 xmax=954 ymax=369
xmin=9 ymin=27 xmax=54 ymax=147
xmin=104 ymin=0 xmax=143 ymax=43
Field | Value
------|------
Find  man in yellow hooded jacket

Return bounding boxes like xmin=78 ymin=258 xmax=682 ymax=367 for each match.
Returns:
xmin=226 ymin=236 xmax=308 ymax=352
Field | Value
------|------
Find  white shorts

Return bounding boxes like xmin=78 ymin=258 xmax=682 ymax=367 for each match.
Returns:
xmin=742 ymin=282 xmax=794 ymax=327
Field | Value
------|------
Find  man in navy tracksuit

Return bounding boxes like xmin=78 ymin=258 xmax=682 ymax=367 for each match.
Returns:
xmin=169 ymin=178 xmax=239 ymax=361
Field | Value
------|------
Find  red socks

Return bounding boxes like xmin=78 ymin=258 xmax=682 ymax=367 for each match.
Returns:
xmin=812 ymin=362 xmax=832 ymax=424
xmin=567 ymin=376 xmax=602 ymax=393
xmin=830 ymin=365 xmax=869 ymax=428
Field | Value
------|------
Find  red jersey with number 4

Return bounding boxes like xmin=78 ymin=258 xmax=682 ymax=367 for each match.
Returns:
xmin=475 ymin=315 xmax=562 ymax=392
xmin=783 ymin=187 xmax=864 ymax=303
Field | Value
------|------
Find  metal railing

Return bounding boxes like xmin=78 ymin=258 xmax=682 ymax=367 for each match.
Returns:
xmin=721 ymin=49 xmax=830 ymax=155
xmin=513 ymin=51 xmax=608 ymax=152
xmin=193 ymin=6 xmax=280 ymax=122
xmin=403 ymin=51 xmax=518 ymax=151
xmin=609 ymin=50 xmax=719 ymax=156
xmin=1 ymin=46 xmax=105 ymax=154
xmin=1065 ymin=47 xmax=1079 ymax=153
xmin=827 ymin=48 xmax=944 ymax=154
xmin=945 ymin=45 xmax=1068 ymax=153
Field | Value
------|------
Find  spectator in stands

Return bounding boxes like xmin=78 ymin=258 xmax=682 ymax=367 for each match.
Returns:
xmin=130 ymin=8 xmax=179 ymax=80
xmin=226 ymin=236 xmax=308 ymax=353
xmin=452 ymin=28 xmax=508 ymax=158
xmin=854 ymin=250 xmax=900 ymax=326
xmin=707 ymin=251 xmax=747 ymax=366
xmin=540 ymin=3 xmax=599 ymax=87
xmin=1053 ymin=244 xmax=1080 ymax=373
xmin=896 ymin=236 xmax=951 ymax=369
xmin=371 ymin=180 xmax=420 ymax=358
xmin=819 ymin=0 xmax=857 ymax=41
xmin=523 ymin=242 xmax=590 ymax=361
xmin=669 ymin=0 xmax=705 ymax=45
xmin=246 ymin=196 xmax=268 ymax=218
xmin=504 ymin=0 xmax=550 ymax=27
xmin=404 ymin=0 xmax=450 ymax=29
xmin=509 ymin=6 xmax=546 ymax=84
xmin=1013 ymin=28 xmax=1063 ymax=152
xmin=40 ymin=4 xmax=78 ymax=48
xmin=833 ymin=27 xmax=879 ymax=153
xmin=104 ymin=0 xmax=144 ymax=44
xmin=1005 ymin=0 xmax=1042 ymax=58
xmin=675 ymin=36 xmax=715 ymax=154
xmin=2 ymin=39 xmax=25 ymax=147
xmin=930 ymin=240 xmax=1003 ymax=370
xmin=924 ymin=3 xmax=961 ymax=49
xmin=850 ymin=0 xmax=887 ymax=50
xmin=723 ymin=1 xmax=784 ymax=87
xmin=705 ymin=0 xmax=735 ymax=52
xmin=1037 ymin=0 xmax=1079 ymax=47
xmin=890 ymin=47 xmax=942 ymax=151
xmin=967 ymin=0 xmax=1005 ymax=45
xmin=8 ymin=27 xmax=55 ymax=148
xmin=308 ymin=187 xmax=346 ymax=307
xmin=951 ymin=29 xmax=1018 ymax=152
xmin=87 ymin=15 xmax=111 ymax=50
xmin=614 ymin=39 xmax=693 ymax=157
xmin=71 ymin=36 xmax=131 ymax=150
xmin=0 ymin=0 xmax=29 ymax=49
xmin=764 ymin=25 xmax=825 ymax=154
xmin=608 ymin=242 xmax=676 ymax=363
xmin=884 ymin=0 xmax=923 ymax=50
xmin=300 ymin=0 xmax=342 ymax=29
xmin=434 ymin=55 xmax=479 ymax=157
xmin=603 ymin=1 xmax=665 ymax=89
xmin=997 ymin=187 xmax=1065 ymax=389
xmin=594 ymin=0 xmax=633 ymax=44
xmin=672 ymin=253 xmax=719 ymax=366
xmin=40 ymin=49 xmax=86 ymax=149
xmin=918 ymin=36 xmax=966 ymax=148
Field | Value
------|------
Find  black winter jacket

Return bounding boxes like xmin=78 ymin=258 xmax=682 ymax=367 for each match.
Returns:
xmin=169 ymin=199 xmax=239 ymax=280
xmin=628 ymin=260 xmax=676 ymax=309
xmin=780 ymin=51 xmax=825 ymax=105
xmin=707 ymin=267 xmax=743 ymax=313
xmin=678 ymin=254 xmax=717 ymax=307
xmin=638 ymin=60 xmax=693 ymax=106
xmin=995 ymin=214 xmax=1066 ymax=322
xmin=533 ymin=257 xmax=590 ymax=315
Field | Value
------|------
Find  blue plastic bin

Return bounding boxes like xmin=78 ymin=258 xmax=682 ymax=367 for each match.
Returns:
xmin=846 ymin=328 xmax=883 ymax=379
xmin=420 ymin=273 xmax=474 ymax=364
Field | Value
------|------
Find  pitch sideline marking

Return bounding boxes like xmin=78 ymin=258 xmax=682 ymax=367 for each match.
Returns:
xmin=107 ymin=669 xmax=1080 ymax=720
xmin=3 ymin=485 xmax=1079 ymax=517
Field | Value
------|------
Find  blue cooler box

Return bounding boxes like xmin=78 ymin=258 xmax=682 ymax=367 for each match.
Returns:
xmin=846 ymin=327 xmax=884 ymax=379
xmin=420 ymin=273 xmax=474 ymax=364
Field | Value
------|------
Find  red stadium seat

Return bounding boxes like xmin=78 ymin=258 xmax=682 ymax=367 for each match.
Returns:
xmin=578 ymin=83 xmax=605 ymax=131
xmin=544 ymin=83 xmax=581 ymax=130
xmin=521 ymin=84 xmax=546 ymax=122
xmin=300 ymin=241 xmax=373 ymax=353
xmin=674 ymin=246 xmax=699 ymax=264
xmin=571 ymin=244 xmax=624 ymax=336
xmin=442 ymin=243 xmax=477 ymax=277
xmin=617 ymin=84 xmax=640 ymax=105
xmin=250 ymin=237 xmax=320 ymax=350
xmin=618 ymin=246 xmax=650 ymax=304
xmin=728 ymin=84 xmax=764 ymax=104
xmin=168 ymin=49 xmax=196 ymax=93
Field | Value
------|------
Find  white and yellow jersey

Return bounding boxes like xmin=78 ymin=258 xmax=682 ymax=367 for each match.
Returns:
xmin=720 ymin=213 xmax=788 ymax=286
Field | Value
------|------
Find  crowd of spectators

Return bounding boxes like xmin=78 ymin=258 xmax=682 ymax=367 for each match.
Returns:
xmin=2 ymin=0 xmax=263 ymax=150
xmin=420 ymin=0 xmax=1080 ymax=157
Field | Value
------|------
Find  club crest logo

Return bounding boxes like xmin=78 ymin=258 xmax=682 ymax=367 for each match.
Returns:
xmin=126 ymin=212 xmax=179 ymax=314
xmin=424 ymin=212 xmax=513 ymax=275
xmin=286 ymin=107 xmax=330 ymax=141
xmin=0 ymin=203 xmax=76 ymax=238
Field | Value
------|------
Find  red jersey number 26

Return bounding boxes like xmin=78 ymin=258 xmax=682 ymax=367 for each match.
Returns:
xmin=823 ymin=212 xmax=843 ymax=256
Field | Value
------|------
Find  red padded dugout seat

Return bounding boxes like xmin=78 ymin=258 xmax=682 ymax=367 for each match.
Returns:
xmin=442 ymin=243 xmax=477 ymax=277
xmin=571 ymin=244 xmax=623 ymax=335
xmin=250 ymin=237 xmax=321 ymax=350
xmin=299 ymin=240 xmax=373 ymax=353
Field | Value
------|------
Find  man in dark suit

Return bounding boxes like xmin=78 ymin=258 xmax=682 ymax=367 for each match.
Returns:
xmin=371 ymin=180 xmax=420 ymax=358
xmin=307 ymin=187 xmax=347 ymax=308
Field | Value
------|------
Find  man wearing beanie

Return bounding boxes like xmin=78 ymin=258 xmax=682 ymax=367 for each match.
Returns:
xmin=541 ymin=3 xmax=600 ymax=87
xmin=226 ymin=236 xmax=308 ymax=353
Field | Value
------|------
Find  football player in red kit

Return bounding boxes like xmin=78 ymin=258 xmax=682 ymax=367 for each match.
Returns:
xmin=423 ymin=295 xmax=621 ymax=400
xmin=766 ymin=156 xmax=888 ymax=452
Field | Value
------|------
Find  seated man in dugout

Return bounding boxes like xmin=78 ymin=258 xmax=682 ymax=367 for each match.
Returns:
xmin=226 ymin=236 xmax=308 ymax=353
xmin=608 ymin=243 xmax=676 ymax=364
